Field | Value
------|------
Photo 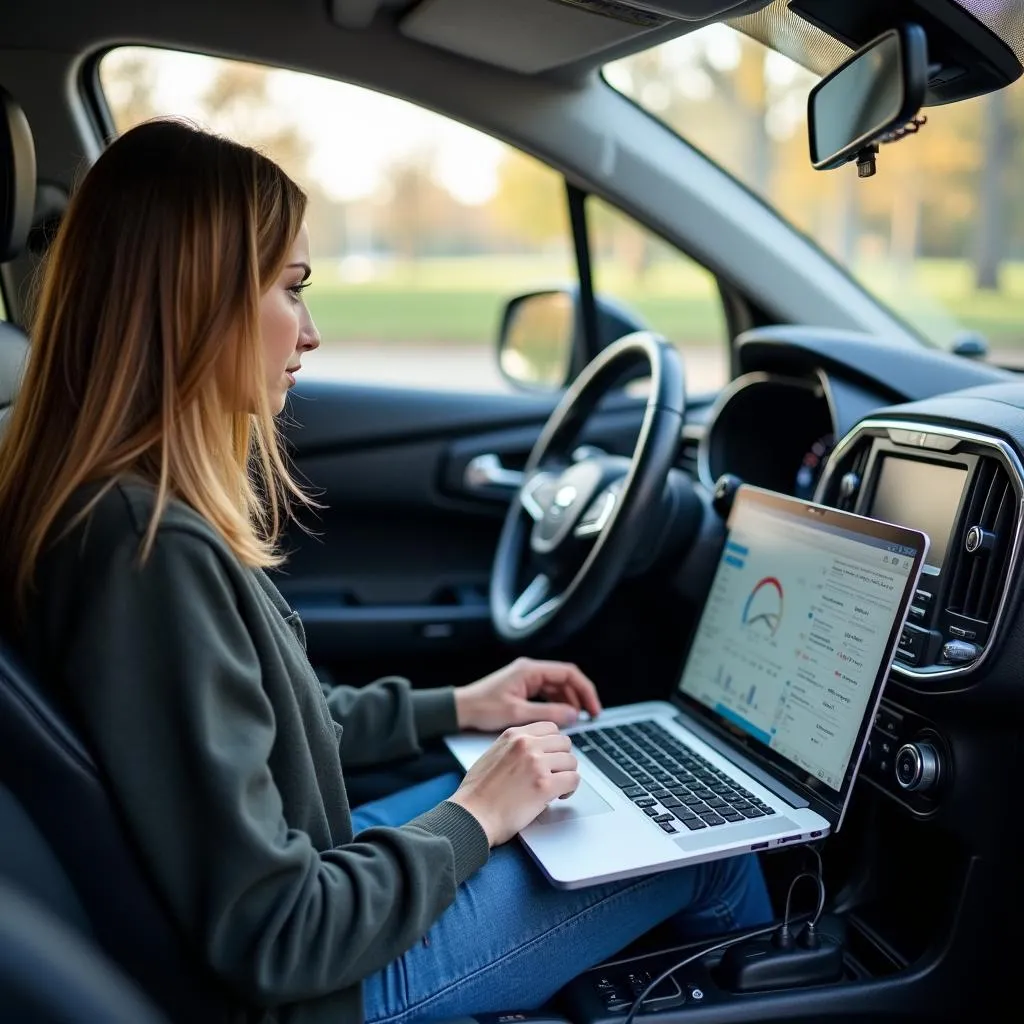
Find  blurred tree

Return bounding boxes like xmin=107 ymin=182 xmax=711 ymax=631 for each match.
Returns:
xmin=374 ymin=150 xmax=466 ymax=263
xmin=616 ymin=39 xmax=772 ymax=194
xmin=101 ymin=51 xmax=159 ymax=131
xmin=489 ymin=150 xmax=567 ymax=248
xmin=590 ymin=199 xmax=655 ymax=284
xmin=196 ymin=61 xmax=355 ymax=261
xmin=199 ymin=62 xmax=310 ymax=183
xmin=974 ymin=90 xmax=1010 ymax=289
xmin=700 ymin=39 xmax=771 ymax=194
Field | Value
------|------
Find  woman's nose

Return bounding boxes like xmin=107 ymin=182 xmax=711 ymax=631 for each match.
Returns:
xmin=301 ymin=310 xmax=321 ymax=352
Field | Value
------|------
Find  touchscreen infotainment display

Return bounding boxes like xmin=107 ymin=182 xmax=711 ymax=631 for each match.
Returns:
xmin=869 ymin=458 xmax=967 ymax=570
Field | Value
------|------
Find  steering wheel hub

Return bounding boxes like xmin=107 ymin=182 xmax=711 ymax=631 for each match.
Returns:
xmin=531 ymin=460 xmax=606 ymax=554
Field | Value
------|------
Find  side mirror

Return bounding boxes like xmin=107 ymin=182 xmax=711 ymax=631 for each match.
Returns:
xmin=808 ymin=24 xmax=928 ymax=172
xmin=497 ymin=288 xmax=648 ymax=392
xmin=498 ymin=291 xmax=576 ymax=392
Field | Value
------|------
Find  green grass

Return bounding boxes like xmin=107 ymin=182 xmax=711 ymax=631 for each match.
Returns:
xmin=852 ymin=258 xmax=1024 ymax=348
xmin=306 ymin=255 xmax=728 ymax=348
xmin=306 ymin=289 xmax=726 ymax=347
xmin=304 ymin=256 xmax=1024 ymax=351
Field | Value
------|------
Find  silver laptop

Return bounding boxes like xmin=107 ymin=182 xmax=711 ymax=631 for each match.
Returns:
xmin=447 ymin=485 xmax=927 ymax=889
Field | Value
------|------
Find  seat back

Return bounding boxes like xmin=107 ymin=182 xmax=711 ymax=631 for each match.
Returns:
xmin=0 ymin=642 xmax=238 ymax=1023
xmin=0 ymin=879 xmax=168 ymax=1024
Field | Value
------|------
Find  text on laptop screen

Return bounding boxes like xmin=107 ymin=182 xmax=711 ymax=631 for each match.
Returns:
xmin=678 ymin=500 xmax=915 ymax=791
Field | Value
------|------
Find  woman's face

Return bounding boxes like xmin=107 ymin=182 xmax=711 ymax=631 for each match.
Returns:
xmin=259 ymin=223 xmax=321 ymax=414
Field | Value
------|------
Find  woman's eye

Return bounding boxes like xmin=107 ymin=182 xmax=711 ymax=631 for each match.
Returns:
xmin=288 ymin=282 xmax=310 ymax=301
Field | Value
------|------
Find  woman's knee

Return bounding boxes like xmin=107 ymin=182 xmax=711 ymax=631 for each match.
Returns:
xmin=696 ymin=853 xmax=771 ymax=913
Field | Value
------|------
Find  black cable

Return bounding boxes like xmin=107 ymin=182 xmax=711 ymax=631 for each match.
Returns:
xmin=622 ymin=847 xmax=828 ymax=1024
xmin=807 ymin=844 xmax=824 ymax=896
xmin=779 ymin=870 xmax=825 ymax=944
xmin=620 ymin=920 xmax=779 ymax=1024
xmin=796 ymin=844 xmax=826 ymax=947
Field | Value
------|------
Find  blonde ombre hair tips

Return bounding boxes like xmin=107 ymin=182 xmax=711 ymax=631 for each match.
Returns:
xmin=0 ymin=119 xmax=310 ymax=607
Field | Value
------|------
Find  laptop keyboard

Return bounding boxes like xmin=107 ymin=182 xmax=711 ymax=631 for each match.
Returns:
xmin=571 ymin=721 xmax=776 ymax=835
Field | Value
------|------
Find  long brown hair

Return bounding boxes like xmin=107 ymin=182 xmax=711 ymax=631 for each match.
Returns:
xmin=0 ymin=118 xmax=310 ymax=607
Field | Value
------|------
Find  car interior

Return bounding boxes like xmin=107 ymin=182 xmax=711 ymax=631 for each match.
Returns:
xmin=2 ymin=0 xmax=1024 ymax=1021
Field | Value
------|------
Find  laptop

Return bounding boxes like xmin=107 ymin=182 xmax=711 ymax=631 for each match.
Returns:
xmin=446 ymin=485 xmax=928 ymax=889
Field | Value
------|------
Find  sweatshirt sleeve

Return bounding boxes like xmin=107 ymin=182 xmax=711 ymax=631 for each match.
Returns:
xmin=321 ymin=676 xmax=459 ymax=768
xmin=60 ymin=527 xmax=488 ymax=1006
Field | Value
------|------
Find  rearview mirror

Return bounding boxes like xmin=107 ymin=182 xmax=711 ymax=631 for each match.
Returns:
xmin=808 ymin=24 xmax=928 ymax=172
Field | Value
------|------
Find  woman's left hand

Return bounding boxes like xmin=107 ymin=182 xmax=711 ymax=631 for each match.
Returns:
xmin=454 ymin=657 xmax=602 ymax=732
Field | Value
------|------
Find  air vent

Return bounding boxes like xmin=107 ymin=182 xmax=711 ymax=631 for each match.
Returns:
xmin=947 ymin=458 xmax=1017 ymax=625
xmin=825 ymin=438 xmax=871 ymax=510
xmin=678 ymin=433 xmax=700 ymax=477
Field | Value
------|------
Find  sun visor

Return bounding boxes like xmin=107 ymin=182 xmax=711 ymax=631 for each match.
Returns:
xmin=399 ymin=0 xmax=768 ymax=74
xmin=400 ymin=0 xmax=664 ymax=73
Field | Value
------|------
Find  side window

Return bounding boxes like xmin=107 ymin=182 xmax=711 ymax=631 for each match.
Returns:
xmin=587 ymin=198 xmax=728 ymax=393
xmin=98 ymin=48 xmax=574 ymax=393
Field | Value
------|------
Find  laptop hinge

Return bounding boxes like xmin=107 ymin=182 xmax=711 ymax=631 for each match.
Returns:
xmin=674 ymin=713 xmax=810 ymax=809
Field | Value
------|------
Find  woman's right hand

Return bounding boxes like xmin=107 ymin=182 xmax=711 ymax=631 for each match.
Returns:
xmin=448 ymin=721 xmax=580 ymax=847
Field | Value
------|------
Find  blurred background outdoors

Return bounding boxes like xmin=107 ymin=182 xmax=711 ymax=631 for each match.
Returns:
xmin=100 ymin=25 xmax=1024 ymax=394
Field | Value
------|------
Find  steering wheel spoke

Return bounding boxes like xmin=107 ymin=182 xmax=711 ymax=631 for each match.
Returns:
xmin=520 ymin=469 xmax=561 ymax=522
xmin=574 ymin=480 xmax=625 ymax=539
xmin=508 ymin=574 xmax=563 ymax=631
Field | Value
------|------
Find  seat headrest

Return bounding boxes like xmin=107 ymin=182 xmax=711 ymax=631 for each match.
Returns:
xmin=0 ymin=87 xmax=36 ymax=263
xmin=0 ymin=321 xmax=28 ymax=422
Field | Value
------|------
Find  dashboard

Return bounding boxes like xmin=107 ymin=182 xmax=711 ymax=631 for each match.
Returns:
xmin=683 ymin=326 xmax=1024 ymax=820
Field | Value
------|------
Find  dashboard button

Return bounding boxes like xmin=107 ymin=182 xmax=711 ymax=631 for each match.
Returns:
xmin=875 ymin=707 xmax=903 ymax=734
xmin=895 ymin=742 xmax=941 ymax=792
xmin=948 ymin=625 xmax=977 ymax=641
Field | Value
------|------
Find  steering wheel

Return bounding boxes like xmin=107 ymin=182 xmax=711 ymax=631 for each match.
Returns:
xmin=491 ymin=331 xmax=686 ymax=645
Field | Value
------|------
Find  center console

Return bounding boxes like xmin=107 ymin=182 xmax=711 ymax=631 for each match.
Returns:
xmin=811 ymin=420 xmax=1024 ymax=818
xmin=552 ymin=412 xmax=1024 ymax=1023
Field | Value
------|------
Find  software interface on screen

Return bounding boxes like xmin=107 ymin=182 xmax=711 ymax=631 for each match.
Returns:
xmin=869 ymin=458 xmax=966 ymax=571
xmin=678 ymin=500 xmax=917 ymax=791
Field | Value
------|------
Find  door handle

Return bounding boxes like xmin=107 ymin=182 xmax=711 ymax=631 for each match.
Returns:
xmin=464 ymin=453 xmax=524 ymax=492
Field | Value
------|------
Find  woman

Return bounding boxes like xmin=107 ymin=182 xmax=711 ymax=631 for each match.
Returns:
xmin=0 ymin=120 xmax=771 ymax=1024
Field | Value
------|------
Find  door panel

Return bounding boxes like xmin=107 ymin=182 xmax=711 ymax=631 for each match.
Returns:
xmin=275 ymin=379 xmax=649 ymax=689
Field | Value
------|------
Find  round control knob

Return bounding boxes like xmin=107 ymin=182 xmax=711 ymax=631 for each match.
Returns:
xmin=895 ymin=742 xmax=941 ymax=792
xmin=965 ymin=525 xmax=995 ymax=554
xmin=838 ymin=471 xmax=861 ymax=504
xmin=712 ymin=474 xmax=743 ymax=518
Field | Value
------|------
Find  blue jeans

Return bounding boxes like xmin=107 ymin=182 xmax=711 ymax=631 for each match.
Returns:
xmin=357 ymin=773 xmax=772 ymax=1024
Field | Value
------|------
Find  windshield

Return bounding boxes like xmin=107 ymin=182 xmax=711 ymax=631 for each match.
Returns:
xmin=606 ymin=26 xmax=1024 ymax=366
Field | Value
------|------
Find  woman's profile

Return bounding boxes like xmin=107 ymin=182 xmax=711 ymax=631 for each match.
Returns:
xmin=0 ymin=119 xmax=771 ymax=1024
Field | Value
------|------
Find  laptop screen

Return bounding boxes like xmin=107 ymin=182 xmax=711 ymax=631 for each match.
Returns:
xmin=676 ymin=486 xmax=926 ymax=815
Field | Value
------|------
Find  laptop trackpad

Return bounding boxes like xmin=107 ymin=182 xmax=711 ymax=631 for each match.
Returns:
xmin=674 ymin=815 xmax=800 ymax=852
xmin=536 ymin=781 xmax=614 ymax=825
